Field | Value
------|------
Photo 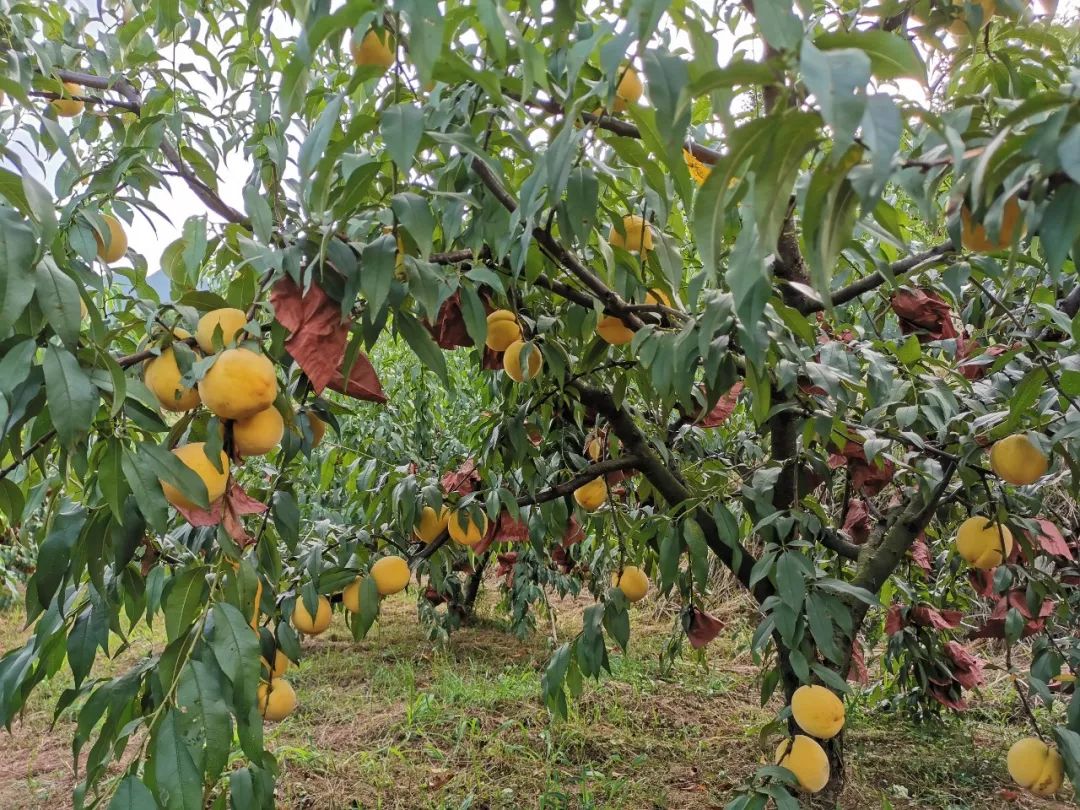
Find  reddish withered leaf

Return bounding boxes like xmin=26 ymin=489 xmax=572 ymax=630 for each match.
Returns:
xmin=272 ymin=277 xmax=386 ymax=402
xmin=271 ymin=278 xmax=350 ymax=392
xmin=698 ymin=381 xmax=744 ymax=427
xmin=327 ymin=351 xmax=387 ymax=403
xmin=686 ymin=607 xmax=726 ymax=649
xmin=848 ymin=641 xmax=869 ymax=685
xmin=1030 ymin=520 xmax=1073 ymax=560
xmin=943 ymin=641 xmax=985 ymax=690
xmin=910 ymin=533 xmax=933 ymax=571
xmin=423 ymin=291 xmax=473 ymax=350
xmin=562 ymin=515 xmax=585 ymax=546
xmin=442 ymin=459 xmax=481 ymax=495
xmin=841 ymin=499 xmax=870 ymax=545
xmin=891 ymin=288 xmax=958 ymax=341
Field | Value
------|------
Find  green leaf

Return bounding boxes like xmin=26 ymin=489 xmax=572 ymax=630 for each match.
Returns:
xmin=564 ymin=167 xmax=598 ymax=247
xmin=151 ymin=709 xmax=204 ymax=810
xmin=688 ymin=59 xmax=777 ymax=95
xmin=799 ymin=41 xmax=870 ymax=152
xmin=391 ymin=192 xmax=435 ymax=258
xmin=67 ymin=609 xmax=97 ymax=688
xmin=458 ymin=284 xmax=488 ymax=348
xmin=243 ymin=185 xmax=274 ymax=243
xmin=683 ymin=519 xmax=710 ymax=591
xmin=279 ymin=58 xmax=308 ymax=121
xmin=816 ymin=578 xmax=879 ymax=607
xmin=34 ymin=259 xmax=82 ymax=347
xmin=643 ymin=50 xmax=692 ymax=159
xmin=603 ymin=596 xmax=631 ymax=652
xmin=753 ymin=0 xmax=803 ymax=51
xmin=272 ymin=490 xmax=299 ymax=551
xmin=298 ymin=94 xmax=343 ymax=183
xmin=0 ymin=208 xmax=39 ymax=331
xmin=775 ymin=553 xmax=806 ymax=610
xmin=381 ymin=103 xmax=425 ymax=172
xmin=122 ymin=446 xmax=170 ymax=533
xmin=209 ymin=603 xmax=260 ymax=709
xmin=1053 ymin=727 xmax=1080 ymax=800
xmin=31 ymin=506 xmax=85 ymax=608
xmin=108 ymin=777 xmax=157 ymax=810
xmin=1040 ymin=185 xmax=1080 ymax=274
xmin=361 ymin=233 xmax=397 ymax=316
xmin=400 ymin=0 xmax=445 ymax=85
xmin=801 ymin=146 xmax=863 ymax=308
xmin=396 ymin=310 xmax=449 ymax=386
xmin=354 ymin=576 xmax=380 ymax=640
xmin=177 ymin=659 xmax=233 ymax=782
xmin=163 ymin=568 xmax=209 ymax=643
xmin=806 ymin=594 xmax=844 ymax=664
xmin=814 ymin=30 xmax=925 ymax=82
xmin=44 ymin=345 xmax=98 ymax=448
xmin=0 ymin=167 xmax=31 ymax=215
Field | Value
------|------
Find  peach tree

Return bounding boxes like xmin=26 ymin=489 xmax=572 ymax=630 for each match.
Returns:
xmin=0 ymin=0 xmax=1078 ymax=806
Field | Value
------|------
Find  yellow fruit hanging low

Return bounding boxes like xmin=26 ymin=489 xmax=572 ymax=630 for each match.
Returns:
xmin=50 ymin=81 xmax=85 ymax=117
xmin=257 ymin=678 xmax=297 ymax=722
xmin=775 ymin=735 xmax=830 ymax=793
xmin=573 ymin=477 xmax=608 ymax=511
xmin=611 ymin=566 xmax=649 ymax=602
xmin=448 ymin=510 xmax=488 ymax=546
xmin=414 ymin=505 xmax=449 ymax=543
xmin=612 ymin=65 xmax=642 ymax=113
xmin=791 ymin=684 xmax=846 ymax=740
xmin=144 ymin=347 xmax=200 ymax=413
xmin=160 ymin=443 xmax=229 ymax=511
xmin=1006 ymin=737 xmax=1064 ymax=797
xmin=351 ymin=29 xmax=394 ymax=70
xmin=292 ymin=595 xmax=332 ymax=635
xmin=608 ymin=214 xmax=653 ymax=253
xmin=342 ymin=578 xmax=367 ymax=614
xmin=960 ymin=196 xmax=1022 ymax=252
xmin=955 ymin=516 xmax=1014 ymax=569
xmin=370 ymin=556 xmax=410 ymax=596
xmin=989 ymin=434 xmax=1048 ymax=486
xmin=597 ymin=315 xmax=634 ymax=346
xmin=503 ymin=340 xmax=542 ymax=382
xmin=198 ymin=348 xmax=278 ymax=420
xmin=485 ymin=309 xmax=522 ymax=351
xmin=232 ymin=406 xmax=285 ymax=457
xmin=95 ymin=215 xmax=128 ymax=264
xmin=262 ymin=649 xmax=290 ymax=679
xmin=196 ymin=307 xmax=248 ymax=353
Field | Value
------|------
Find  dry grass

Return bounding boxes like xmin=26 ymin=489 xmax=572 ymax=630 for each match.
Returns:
xmin=0 ymin=587 xmax=1074 ymax=809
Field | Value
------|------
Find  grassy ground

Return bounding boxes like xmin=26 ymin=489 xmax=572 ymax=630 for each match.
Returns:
xmin=0 ymin=587 xmax=1073 ymax=809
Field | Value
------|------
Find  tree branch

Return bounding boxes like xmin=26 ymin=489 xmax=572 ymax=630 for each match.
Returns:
xmin=511 ymin=93 xmax=722 ymax=165
xmin=789 ymin=243 xmax=956 ymax=314
xmin=55 ymin=69 xmax=250 ymax=227
xmin=569 ymin=381 xmax=769 ymax=603
xmin=468 ymin=158 xmax=644 ymax=329
xmin=515 ymin=456 xmax=642 ymax=507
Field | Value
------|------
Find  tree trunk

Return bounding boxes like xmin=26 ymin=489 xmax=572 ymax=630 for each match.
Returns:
xmin=461 ymin=550 xmax=491 ymax=622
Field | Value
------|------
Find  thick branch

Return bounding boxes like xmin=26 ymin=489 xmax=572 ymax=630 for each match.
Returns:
xmin=849 ymin=461 xmax=956 ymax=620
xmin=516 ymin=456 xmax=642 ymax=507
xmin=790 ymin=243 xmax=955 ymax=314
xmin=570 ymin=382 xmax=769 ymax=603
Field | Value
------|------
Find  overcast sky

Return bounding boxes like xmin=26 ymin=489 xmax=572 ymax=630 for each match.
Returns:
xmin=46 ymin=0 xmax=1077 ymax=288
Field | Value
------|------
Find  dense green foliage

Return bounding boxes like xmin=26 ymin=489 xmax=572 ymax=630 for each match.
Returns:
xmin=0 ymin=0 xmax=1078 ymax=806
